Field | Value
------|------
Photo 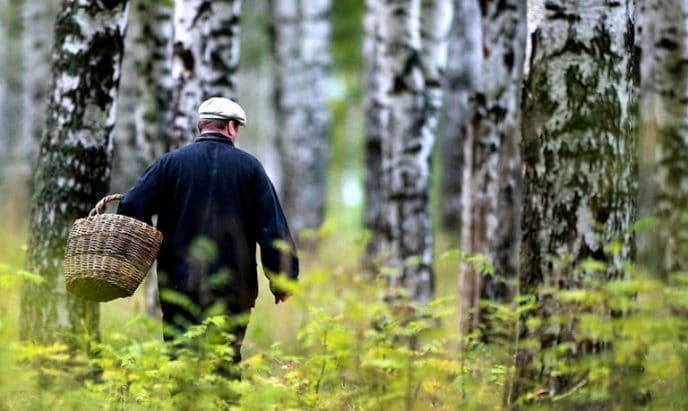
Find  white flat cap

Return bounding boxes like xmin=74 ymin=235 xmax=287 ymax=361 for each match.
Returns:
xmin=198 ymin=97 xmax=247 ymax=126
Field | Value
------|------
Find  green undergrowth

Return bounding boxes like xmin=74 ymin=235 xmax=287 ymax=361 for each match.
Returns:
xmin=1 ymin=215 xmax=688 ymax=409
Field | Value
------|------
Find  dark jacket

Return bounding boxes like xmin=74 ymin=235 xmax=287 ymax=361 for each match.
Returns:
xmin=118 ymin=133 xmax=299 ymax=313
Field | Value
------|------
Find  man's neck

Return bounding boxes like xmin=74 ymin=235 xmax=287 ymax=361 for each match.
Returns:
xmin=199 ymin=130 xmax=236 ymax=144
xmin=200 ymin=130 xmax=230 ymax=138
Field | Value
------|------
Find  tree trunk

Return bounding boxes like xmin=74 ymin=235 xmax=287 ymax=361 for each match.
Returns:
xmin=459 ymin=0 xmax=527 ymax=335
xmin=0 ymin=0 xmax=23 ymax=187
xmin=637 ymin=0 xmax=688 ymax=277
xmin=439 ymin=0 xmax=481 ymax=233
xmin=20 ymin=0 xmax=58 ymax=176
xmin=111 ymin=7 xmax=138 ymax=193
xmin=270 ymin=0 xmax=332 ymax=236
xmin=515 ymin=0 xmax=637 ymax=399
xmin=0 ymin=1 xmax=8 ymax=189
xmin=134 ymin=0 xmax=173 ymax=318
xmin=133 ymin=0 xmax=173 ymax=171
xmin=637 ymin=0 xmax=688 ymax=402
xmin=171 ymin=0 xmax=242 ymax=148
xmin=377 ymin=0 xmax=452 ymax=304
xmin=362 ymin=0 xmax=384 ymax=269
xmin=112 ymin=0 xmax=173 ymax=317
xmin=20 ymin=0 xmax=129 ymax=342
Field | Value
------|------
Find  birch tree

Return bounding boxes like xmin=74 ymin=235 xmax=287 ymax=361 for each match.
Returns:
xmin=110 ymin=0 xmax=172 ymax=317
xmin=171 ymin=0 xmax=242 ymax=148
xmin=363 ymin=0 xmax=384 ymax=268
xmin=439 ymin=0 xmax=481 ymax=232
xmin=20 ymin=0 xmax=58 ymax=175
xmin=635 ymin=1 xmax=688 ymax=402
xmin=270 ymin=0 xmax=332 ymax=235
xmin=133 ymin=0 xmax=173 ymax=172
xmin=637 ymin=0 xmax=688 ymax=278
xmin=20 ymin=0 xmax=130 ymax=342
xmin=0 ymin=0 xmax=23 ymax=187
xmin=134 ymin=0 xmax=173 ymax=318
xmin=377 ymin=0 xmax=452 ymax=304
xmin=0 ymin=1 xmax=7 ymax=186
xmin=112 ymin=11 xmax=139 ymax=193
xmin=459 ymin=0 xmax=526 ymax=335
xmin=112 ymin=0 xmax=173 ymax=192
xmin=515 ymin=0 xmax=637 ymax=398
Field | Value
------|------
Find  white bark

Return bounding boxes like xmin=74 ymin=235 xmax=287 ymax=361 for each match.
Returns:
xmin=112 ymin=0 xmax=173 ymax=191
xmin=134 ymin=0 xmax=173 ymax=163
xmin=363 ymin=0 xmax=385 ymax=267
xmin=112 ymin=9 xmax=138 ymax=193
xmin=171 ymin=0 xmax=242 ymax=148
xmin=459 ymin=0 xmax=526 ymax=334
xmin=20 ymin=0 xmax=58 ymax=177
xmin=522 ymin=1 xmax=636 ymax=290
xmin=638 ymin=0 xmax=688 ymax=277
xmin=1 ymin=0 xmax=23 ymax=186
xmin=517 ymin=0 xmax=637 ymax=397
xmin=526 ymin=0 xmax=544 ymax=75
xmin=439 ymin=0 xmax=481 ymax=231
xmin=136 ymin=1 xmax=173 ymax=318
xmin=21 ymin=0 xmax=130 ymax=342
xmin=0 ymin=1 xmax=7 ymax=181
xmin=111 ymin=0 xmax=172 ymax=317
xmin=270 ymin=0 xmax=332 ymax=235
xmin=377 ymin=0 xmax=452 ymax=304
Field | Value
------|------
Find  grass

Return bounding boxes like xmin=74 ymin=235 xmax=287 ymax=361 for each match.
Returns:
xmin=5 ymin=197 xmax=686 ymax=410
xmin=0 ymin=199 xmax=487 ymax=410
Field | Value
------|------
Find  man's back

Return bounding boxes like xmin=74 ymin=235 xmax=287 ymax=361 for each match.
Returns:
xmin=118 ymin=133 xmax=298 ymax=312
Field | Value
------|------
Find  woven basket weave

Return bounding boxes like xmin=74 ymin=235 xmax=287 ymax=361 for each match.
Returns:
xmin=64 ymin=194 xmax=163 ymax=302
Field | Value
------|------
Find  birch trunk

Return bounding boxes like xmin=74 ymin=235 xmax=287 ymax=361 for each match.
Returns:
xmin=134 ymin=0 xmax=172 ymax=318
xmin=20 ymin=0 xmax=129 ymax=342
xmin=270 ymin=0 xmax=332 ymax=236
xmin=0 ymin=0 xmax=23 ymax=187
xmin=636 ymin=0 xmax=688 ymax=401
xmin=637 ymin=0 xmax=688 ymax=278
xmin=439 ymin=0 xmax=481 ymax=232
xmin=459 ymin=0 xmax=526 ymax=335
xmin=111 ymin=0 xmax=172 ymax=317
xmin=516 ymin=0 xmax=637 ymax=398
xmin=0 ymin=1 xmax=7 ymax=187
xmin=20 ymin=0 xmax=58 ymax=175
xmin=133 ymin=0 xmax=173 ymax=170
xmin=112 ymin=0 xmax=167 ymax=193
xmin=377 ymin=0 xmax=452 ymax=304
xmin=111 ymin=10 xmax=138 ymax=193
xmin=363 ymin=0 xmax=384 ymax=268
xmin=171 ymin=0 xmax=242 ymax=148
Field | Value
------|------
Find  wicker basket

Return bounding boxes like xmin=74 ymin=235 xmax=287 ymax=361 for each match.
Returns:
xmin=64 ymin=194 xmax=163 ymax=302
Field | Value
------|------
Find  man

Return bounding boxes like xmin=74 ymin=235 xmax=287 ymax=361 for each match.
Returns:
xmin=118 ymin=97 xmax=299 ymax=366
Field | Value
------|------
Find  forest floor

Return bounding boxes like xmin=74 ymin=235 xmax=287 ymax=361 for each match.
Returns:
xmin=0 ymin=200 xmax=491 ymax=410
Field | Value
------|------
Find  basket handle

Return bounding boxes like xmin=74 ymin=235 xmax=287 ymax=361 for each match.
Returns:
xmin=88 ymin=193 xmax=123 ymax=217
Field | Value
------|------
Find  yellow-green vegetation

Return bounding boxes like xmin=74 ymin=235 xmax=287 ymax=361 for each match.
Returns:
xmin=2 ymin=213 xmax=688 ymax=410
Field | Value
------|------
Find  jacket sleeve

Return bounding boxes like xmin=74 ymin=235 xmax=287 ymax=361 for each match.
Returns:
xmin=117 ymin=159 xmax=164 ymax=225
xmin=253 ymin=165 xmax=299 ymax=286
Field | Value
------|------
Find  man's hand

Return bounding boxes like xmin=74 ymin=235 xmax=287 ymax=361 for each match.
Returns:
xmin=274 ymin=292 xmax=291 ymax=304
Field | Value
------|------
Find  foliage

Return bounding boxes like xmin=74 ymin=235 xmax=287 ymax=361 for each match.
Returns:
xmin=0 ymin=224 xmax=498 ymax=410
xmin=2 ymin=220 xmax=688 ymax=409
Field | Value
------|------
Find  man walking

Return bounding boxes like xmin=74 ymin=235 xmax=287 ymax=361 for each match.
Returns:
xmin=118 ymin=97 xmax=299 ymax=367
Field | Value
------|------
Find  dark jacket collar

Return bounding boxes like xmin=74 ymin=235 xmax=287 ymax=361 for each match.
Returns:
xmin=195 ymin=132 xmax=235 ymax=146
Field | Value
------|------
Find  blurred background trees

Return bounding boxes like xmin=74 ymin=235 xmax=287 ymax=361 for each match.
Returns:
xmin=269 ymin=0 xmax=332 ymax=237
xmin=170 ymin=0 xmax=242 ymax=147
xmin=458 ymin=0 xmax=526 ymax=336
xmin=4 ymin=0 xmax=688 ymax=407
